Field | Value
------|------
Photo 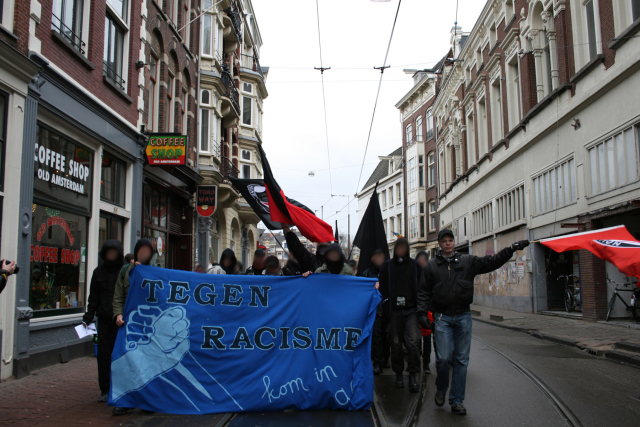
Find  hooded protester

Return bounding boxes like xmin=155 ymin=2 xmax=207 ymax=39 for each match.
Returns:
xmin=378 ymin=238 xmax=422 ymax=392
xmin=208 ymin=249 xmax=237 ymax=275
xmin=313 ymin=243 xmax=354 ymax=275
xmin=363 ymin=249 xmax=391 ymax=374
xmin=415 ymin=251 xmax=429 ymax=269
xmin=282 ymin=251 xmax=301 ymax=276
xmin=245 ymin=248 xmax=268 ymax=275
xmin=265 ymin=255 xmax=283 ymax=276
xmin=282 ymin=224 xmax=330 ymax=273
xmin=82 ymin=240 xmax=124 ymax=402
xmin=234 ymin=261 xmax=244 ymax=275
xmin=414 ymin=250 xmax=433 ymax=374
xmin=111 ymin=238 xmax=153 ymax=416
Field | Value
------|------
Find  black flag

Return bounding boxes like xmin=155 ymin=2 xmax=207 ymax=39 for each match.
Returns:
xmin=352 ymin=184 xmax=390 ymax=276
xmin=229 ymin=178 xmax=314 ymax=230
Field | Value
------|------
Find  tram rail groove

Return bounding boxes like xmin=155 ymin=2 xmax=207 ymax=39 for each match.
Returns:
xmin=472 ymin=336 xmax=583 ymax=427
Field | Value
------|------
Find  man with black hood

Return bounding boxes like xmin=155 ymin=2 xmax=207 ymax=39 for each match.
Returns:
xmin=245 ymin=248 xmax=267 ymax=275
xmin=111 ymin=238 xmax=153 ymax=416
xmin=362 ymin=249 xmax=390 ymax=374
xmin=282 ymin=225 xmax=330 ymax=273
xmin=301 ymin=243 xmax=354 ymax=276
xmin=207 ymin=249 xmax=237 ymax=275
xmin=378 ymin=238 xmax=422 ymax=392
xmin=282 ymin=251 xmax=301 ymax=276
xmin=82 ymin=240 xmax=124 ymax=402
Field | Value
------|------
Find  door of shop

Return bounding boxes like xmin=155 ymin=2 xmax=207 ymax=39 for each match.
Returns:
xmin=545 ymin=248 xmax=574 ymax=310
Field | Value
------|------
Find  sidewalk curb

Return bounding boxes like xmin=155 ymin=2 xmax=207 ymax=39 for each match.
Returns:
xmin=604 ymin=350 xmax=640 ymax=369
xmin=472 ymin=317 xmax=537 ymax=335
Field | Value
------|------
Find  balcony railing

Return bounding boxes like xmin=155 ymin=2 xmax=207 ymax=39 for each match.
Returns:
xmin=103 ymin=61 xmax=126 ymax=91
xmin=220 ymin=156 xmax=239 ymax=179
xmin=221 ymin=63 xmax=240 ymax=114
xmin=224 ymin=2 xmax=242 ymax=44
xmin=51 ymin=14 xmax=86 ymax=55
xmin=407 ymin=136 xmax=424 ymax=147
xmin=240 ymin=54 xmax=264 ymax=78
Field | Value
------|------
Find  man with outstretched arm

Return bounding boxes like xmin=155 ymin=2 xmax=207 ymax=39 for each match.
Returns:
xmin=417 ymin=229 xmax=529 ymax=416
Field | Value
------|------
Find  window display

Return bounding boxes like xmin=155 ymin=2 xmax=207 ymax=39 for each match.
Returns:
xmin=30 ymin=204 xmax=87 ymax=317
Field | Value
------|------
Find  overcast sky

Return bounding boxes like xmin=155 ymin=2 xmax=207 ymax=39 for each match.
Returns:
xmin=251 ymin=0 xmax=486 ymax=239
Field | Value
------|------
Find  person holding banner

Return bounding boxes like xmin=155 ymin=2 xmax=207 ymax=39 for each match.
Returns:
xmin=378 ymin=238 xmax=422 ymax=392
xmin=82 ymin=240 xmax=124 ymax=403
xmin=245 ymin=248 xmax=267 ymax=275
xmin=207 ymin=249 xmax=237 ymax=275
xmin=282 ymin=252 xmax=301 ymax=276
xmin=309 ymin=244 xmax=354 ymax=276
xmin=282 ymin=224 xmax=330 ymax=273
xmin=264 ymin=255 xmax=283 ymax=276
xmin=418 ymin=229 xmax=529 ymax=415
xmin=111 ymin=238 xmax=154 ymax=416
xmin=362 ymin=249 xmax=390 ymax=375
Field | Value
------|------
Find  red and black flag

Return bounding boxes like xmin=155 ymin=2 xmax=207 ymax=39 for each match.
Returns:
xmin=229 ymin=178 xmax=314 ymax=231
xmin=257 ymin=145 xmax=335 ymax=243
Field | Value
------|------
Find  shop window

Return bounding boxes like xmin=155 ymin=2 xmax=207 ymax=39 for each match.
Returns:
xmin=35 ymin=124 xmax=93 ymax=212
xmin=144 ymin=185 xmax=169 ymax=268
xmin=0 ymin=90 xmax=6 ymax=191
xmin=30 ymin=204 xmax=88 ymax=317
xmin=100 ymin=152 xmax=126 ymax=207
xmin=144 ymin=228 xmax=167 ymax=268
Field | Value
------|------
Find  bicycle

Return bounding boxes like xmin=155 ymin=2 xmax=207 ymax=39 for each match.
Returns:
xmin=557 ymin=275 xmax=581 ymax=312
xmin=605 ymin=278 xmax=640 ymax=322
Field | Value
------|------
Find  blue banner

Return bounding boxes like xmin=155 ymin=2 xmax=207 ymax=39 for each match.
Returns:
xmin=108 ymin=265 xmax=380 ymax=414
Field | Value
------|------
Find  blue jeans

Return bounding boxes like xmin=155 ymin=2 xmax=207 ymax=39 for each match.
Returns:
xmin=434 ymin=311 xmax=472 ymax=406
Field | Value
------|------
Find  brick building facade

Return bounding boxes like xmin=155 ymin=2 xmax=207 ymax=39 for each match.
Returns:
xmin=432 ymin=0 xmax=640 ymax=320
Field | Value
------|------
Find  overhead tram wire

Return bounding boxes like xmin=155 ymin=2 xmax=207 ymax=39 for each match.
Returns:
xmin=355 ymin=0 xmax=403 ymax=193
xmin=314 ymin=0 xmax=333 ymax=196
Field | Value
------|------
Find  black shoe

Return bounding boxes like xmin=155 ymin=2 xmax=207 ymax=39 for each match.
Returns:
xmin=451 ymin=404 xmax=467 ymax=415
xmin=423 ymin=365 xmax=431 ymax=374
xmin=383 ymin=362 xmax=391 ymax=369
xmin=112 ymin=407 xmax=129 ymax=416
xmin=395 ymin=374 xmax=404 ymax=388
xmin=97 ymin=392 xmax=108 ymax=403
xmin=373 ymin=365 xmax=382 ymax=375
xmin=408 ymin=373 xmax=419 ymax=392
xmin=434 ymin=391 xmax=445 ymax=407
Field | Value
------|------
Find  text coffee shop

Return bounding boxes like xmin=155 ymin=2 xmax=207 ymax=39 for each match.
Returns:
xmin=142 ymin=134 xmax=201 ymax=271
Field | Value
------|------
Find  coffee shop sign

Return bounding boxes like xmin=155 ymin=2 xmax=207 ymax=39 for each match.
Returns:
xmin=34 ymin=144 xmax=89 ymax=195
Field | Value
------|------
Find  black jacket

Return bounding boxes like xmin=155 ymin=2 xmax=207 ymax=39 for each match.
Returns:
xmin=379 ymin=257 xmax=422 ymax=310
xmin=418 ymin=247 xmax=515 ymax=316
xmin=361 ymin=265 xmax=380 ymax=279
xmin=84 ymin=240 xmax=124 ymax=323
xmin=284 ymin=231 xmax=321 ymax=273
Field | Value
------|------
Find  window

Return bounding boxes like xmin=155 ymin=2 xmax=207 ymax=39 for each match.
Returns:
xmin=415 ymin=116 xmax=423 ymax=141
xmin=426 ymin=110 xmax=434 ymax=140
xmin=107 ymin=0 xmax=127 ymax=21
xmin=382 ymin=190 xmax=387 ymax=209
xmin=0 ymin=91 xmax=6 ymax=191
xmin=182 ymin=87 xmax=188 ymax=134
xmin=477 ymin=96 xmax=488 ymax=156
xmin=585 ymin=0 xmax=598 ymax=60
xmin=409 ymin=204 xmax=418 ymax=240
xmin=408 ymin=157 xmax=416 ymax=191
xmin=101 ymin=152 xmax=126 ymax=207
xmin=489 ymin=22 xmax=497 ymax=47
xmin=168 ymin=73 xmax=175 ymax=131
xmin=242 ymin=96 xmax=252 ymax=125
xmin=429 ymin=200 xmax=436 ymax=231
xmin=144 ymin=185 xmax=169 ymax=267
xmin=428 ymin=152 xmax=435 ymax=187
xmin=439 ymin=150 xmax=446 ymax=193
xmin=588 ymin=127 xmax=637 ymax=195
xmin=507 ymin=57 xmax=522 ymax=128
xmin=419 ymin=155 xmax=425 ymax=187
xmin=397 ymin=214 xmax=402 ymax=235
xmin=203 ymin=13 xmax=212 ymax=56
xmin=241 ymin=149 xmax=251 ymax=160
xmin=149 ymin=56 xmax=159 ymax=131
xmin=466 ymin=112 xmax=476 ymax=165
xmin=52 ymin=0 xmax=85 ymax=54
xmin=390 ymin=217 xmax=395 ymax=236
xmin=406 ymin=124 xmax=413 ymax=146
xmin=472 ymin=202 xmax=493 ymax=236
xmin=634 ymin=0 xmax=640 ymax=21
xmin=505 ymin=0 xmax=514 ymax=18
xmin=491 ymin=78 xmax=503 ymax=144
xmin=242 ymin=164 xmax=251 ymax=179
xmin=200 ymin=108 xmax=210 ymax=152
xmin=533 ymin=158 xmax=577 ymax=214
xmin=388 ymin=187 xmax=394 ymax=205
xmin=383 ymin=219 xmax=388 ymax=238
xmin=419 ymin=202 xmax=425 ymax=237
xmin=495 ymin=184 xmax=525 ymax=227
xmin=104 ymin=13 xmax=125 ymax=91
xmin=396 ymin=183 xmax=401 ymax=203
xmin=243 ymin=83 xmax=253 ymax=93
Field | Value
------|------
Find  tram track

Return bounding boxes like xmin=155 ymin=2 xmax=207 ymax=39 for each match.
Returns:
xmin=471 ymin=336 xmax=583 ymax=427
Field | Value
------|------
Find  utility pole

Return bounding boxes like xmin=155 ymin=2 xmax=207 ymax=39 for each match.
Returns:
xmin=348 ymin=213 xmax=351 ymax=258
